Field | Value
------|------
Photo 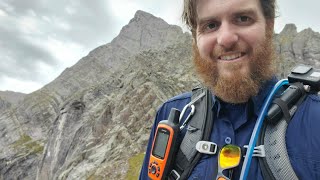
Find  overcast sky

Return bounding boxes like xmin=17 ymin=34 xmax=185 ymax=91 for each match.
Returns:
xmin=1 ymin=0 xmax=319 ymax=94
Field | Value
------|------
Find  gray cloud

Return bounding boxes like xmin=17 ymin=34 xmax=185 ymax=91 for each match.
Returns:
xmin=1 ymin=0 xmax=118 ymax=46
xmin=0 ymin=20 xmax=57 ymax=82
xmin=0 ymin=0 xmax=118 ymax=88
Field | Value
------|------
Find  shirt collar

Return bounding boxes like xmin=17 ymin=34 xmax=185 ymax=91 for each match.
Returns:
xmin=211 ymin=77 xmax=278 ymax=127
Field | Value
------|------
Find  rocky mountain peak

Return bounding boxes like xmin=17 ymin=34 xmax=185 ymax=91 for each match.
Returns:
xmin=280 ymin=23 xmax=297 ymax=36
xmin=110 ymin=10 xmax=187 ymax=56
xmin=130 ymin=10 xmax=165 ymax=25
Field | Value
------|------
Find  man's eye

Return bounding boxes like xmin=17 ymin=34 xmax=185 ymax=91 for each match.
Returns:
xmin=237 ymin=16 xmax=251 ymax=23
xmin=207 ymin=23 xmax=217 ymax=29
xmin=203 ymin=22 xmax=218 ymax=32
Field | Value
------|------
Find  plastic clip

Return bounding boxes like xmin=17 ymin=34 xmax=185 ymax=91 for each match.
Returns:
xmin=243 ymin=145 xmax=265 ymax=157
xmin=196 ymin=141 xmax=218 ymax=155
xmin=170 ymin=169 xmax=181 ymax=180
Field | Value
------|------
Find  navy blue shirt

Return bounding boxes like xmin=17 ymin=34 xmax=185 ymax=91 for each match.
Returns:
xmin=139 ymin=78 xmax=320 ymax=179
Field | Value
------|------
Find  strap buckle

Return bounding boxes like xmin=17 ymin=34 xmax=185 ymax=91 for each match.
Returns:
xmin=169 ymin=169 xmax=181 ymax=180
xmin=196 ymin=141 xmax=218 ymax=155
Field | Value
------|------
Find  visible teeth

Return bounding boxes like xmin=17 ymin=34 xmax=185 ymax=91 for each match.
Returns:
xmin=220 ymin=53 xmax=241 ymax=60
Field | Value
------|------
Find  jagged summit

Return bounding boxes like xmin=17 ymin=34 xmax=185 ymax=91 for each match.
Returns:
xmin=279 ymin=24 xmax=319 ymax=35
xmin=130 ymin=10 xmax=166 ymax=24
xmin=111 ymin=10 xmax=185 ymax=55
xmin=280 ymin=23 xmax=297 ymax=36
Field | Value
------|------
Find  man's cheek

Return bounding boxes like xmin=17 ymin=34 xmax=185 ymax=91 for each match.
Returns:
xmin=200 ymin=47 xmax=212 ymax=61
xmin=196 ymin=40 xmax=209 ymax=57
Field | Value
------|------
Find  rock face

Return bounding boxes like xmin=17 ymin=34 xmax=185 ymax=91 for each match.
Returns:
xmin=0 ymin=98 xmax=11 ymax=113
xmin=0 ymin=91 xmax=25 ymax=105
xmin=274 ymin=23 xmax=320 ymax=77
xmin=0 ymin=11 xmax=320 ymax=180
xmin=0 ymin=91 xmax=25 ymax=113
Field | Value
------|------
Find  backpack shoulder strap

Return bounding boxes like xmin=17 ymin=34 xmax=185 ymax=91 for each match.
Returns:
xmin=258 ymin=82 xmax=307 ymax=180
xmin=169 ymin=86 xmax=215 ymax=179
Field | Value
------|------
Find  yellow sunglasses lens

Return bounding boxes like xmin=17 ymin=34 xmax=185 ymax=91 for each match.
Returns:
xmin=219 ymin=145 xmax=241 ymax=169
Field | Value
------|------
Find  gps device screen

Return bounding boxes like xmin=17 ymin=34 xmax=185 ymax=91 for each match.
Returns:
xmin=152 ymin=128 xmax=170 ymax=159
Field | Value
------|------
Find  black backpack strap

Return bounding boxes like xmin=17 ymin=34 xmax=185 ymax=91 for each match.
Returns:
xmin=272 ymin=98 xmax=291 ymax=122
xmin=169 ymin=87 xmax=214 ymax=179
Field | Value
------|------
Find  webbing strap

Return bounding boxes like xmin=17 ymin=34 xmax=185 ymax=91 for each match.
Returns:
xmin=272 ymin=98 xmax=290 ymax=122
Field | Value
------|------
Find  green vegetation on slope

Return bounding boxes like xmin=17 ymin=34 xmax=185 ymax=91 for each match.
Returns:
xmin=125 ymin=153 xmax=145 ymax=180
xmin=11 ymin=134 xmax=44 ymax=154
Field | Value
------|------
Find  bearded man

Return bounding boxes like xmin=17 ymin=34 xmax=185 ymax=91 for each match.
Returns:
xmin=140 ymin=0 xmax=320 ymax=179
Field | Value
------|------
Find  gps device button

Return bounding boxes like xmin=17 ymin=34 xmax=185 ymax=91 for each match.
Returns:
xmin=151 ymin=165 xmax=157 ymax=174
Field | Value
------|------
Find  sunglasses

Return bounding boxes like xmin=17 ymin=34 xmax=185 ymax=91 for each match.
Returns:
xmin=216 ymin=144 xmax=242 ymax=180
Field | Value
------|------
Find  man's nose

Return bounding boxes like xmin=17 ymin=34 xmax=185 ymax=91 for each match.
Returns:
xmin=217 ymin=23 xmax=238 ymax=49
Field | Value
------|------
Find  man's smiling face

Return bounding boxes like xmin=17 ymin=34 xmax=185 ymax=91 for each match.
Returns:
xmin=193 ymin=0 xmax=275 ymax=103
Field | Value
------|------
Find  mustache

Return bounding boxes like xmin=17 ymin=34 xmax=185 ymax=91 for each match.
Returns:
xmin=211 ymin=43 xmax=248 ymax=59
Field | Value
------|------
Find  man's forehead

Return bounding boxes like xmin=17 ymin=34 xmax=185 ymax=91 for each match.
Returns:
xmin=196 ymin=0 xmax=262 ymax=19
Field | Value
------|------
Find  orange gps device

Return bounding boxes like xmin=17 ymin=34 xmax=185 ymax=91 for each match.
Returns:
xmin=148 ymin=108 xmax=180 ymax=180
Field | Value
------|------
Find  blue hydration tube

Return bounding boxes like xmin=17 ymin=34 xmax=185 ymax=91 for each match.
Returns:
xmin=239 ymin=79 xmax=289 ymax=180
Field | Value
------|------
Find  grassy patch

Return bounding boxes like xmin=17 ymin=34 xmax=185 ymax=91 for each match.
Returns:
xmin=12 ymin=134 xmax=32 ymax=147
xmin=25 ymin=141 xmax=44 ymax=154
xmin=86 ymin=174 xmax=103 ymax=180
xmin=11 ymin=134 xmax=44 ymax=154
xmin=125 ymin=153 xmax=145 ymax=180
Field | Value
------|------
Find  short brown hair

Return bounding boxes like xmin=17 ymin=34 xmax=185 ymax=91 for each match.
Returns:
xmin=182 ymin=0 xmax=276 ymax=36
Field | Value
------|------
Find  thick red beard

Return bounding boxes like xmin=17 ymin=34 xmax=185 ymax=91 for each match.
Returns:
xmin=193 ymin=30 xmax=275 ymax=103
